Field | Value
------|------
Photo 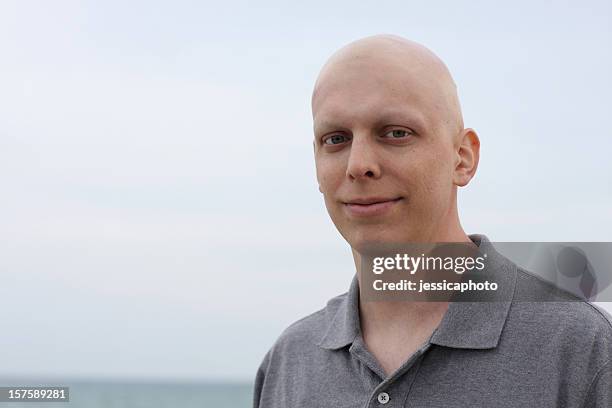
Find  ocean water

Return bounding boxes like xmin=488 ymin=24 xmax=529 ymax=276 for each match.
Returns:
xmin=0 ymin=381 xmax=253 ymax=408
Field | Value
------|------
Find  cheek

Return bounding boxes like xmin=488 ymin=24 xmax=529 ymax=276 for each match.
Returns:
xmin=316 ymin=158 xmax=344 ymax=194
xmin=423 ymin=161 xmax=455 ymax=205
xmin=397 ymin=152 xmax=453 ymax=201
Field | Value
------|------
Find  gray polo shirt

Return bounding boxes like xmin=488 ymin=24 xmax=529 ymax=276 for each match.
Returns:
xmin=253 ymin=234 xmax=612 ymax=407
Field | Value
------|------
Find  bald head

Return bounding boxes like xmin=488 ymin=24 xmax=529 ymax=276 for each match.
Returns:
xmin=312 ymin=35 xmax=464 ymax=136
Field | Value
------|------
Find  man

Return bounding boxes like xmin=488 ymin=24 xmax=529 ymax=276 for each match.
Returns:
xmin=253 ymin=35 xmax=612 ymax=407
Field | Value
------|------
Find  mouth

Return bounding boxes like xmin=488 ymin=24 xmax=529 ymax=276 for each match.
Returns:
xmin=343 ymin=197 xmax=403 ymax=217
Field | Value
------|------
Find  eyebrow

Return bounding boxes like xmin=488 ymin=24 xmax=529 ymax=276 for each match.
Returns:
xmin=313 ymin=119 xmax=345 ymax=136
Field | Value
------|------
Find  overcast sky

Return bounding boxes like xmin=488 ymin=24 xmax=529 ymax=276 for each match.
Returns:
xmin=1 ymin=0 xmax=611 ymax=382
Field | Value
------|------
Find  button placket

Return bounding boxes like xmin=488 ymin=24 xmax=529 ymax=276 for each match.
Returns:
xmin=365 ymin=344 xmax=431 ymax=408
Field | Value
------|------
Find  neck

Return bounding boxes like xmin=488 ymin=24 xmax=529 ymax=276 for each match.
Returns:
xmin=353 ymin=222 xmax=471 ymax=339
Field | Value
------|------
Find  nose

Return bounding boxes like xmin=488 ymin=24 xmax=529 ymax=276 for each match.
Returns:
xmin=346 ymin=135 xmax=381 ymax=181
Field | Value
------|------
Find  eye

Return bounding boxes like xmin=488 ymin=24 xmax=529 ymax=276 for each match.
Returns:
xmin=383 ymin=129 xmax=413 ymax=139
xmin=323 ymin=134 xmax=350 ymax=145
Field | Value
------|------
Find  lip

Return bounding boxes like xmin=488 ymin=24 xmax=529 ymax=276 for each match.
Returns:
xmin=343 ymin=197 xmax=403 ymax=217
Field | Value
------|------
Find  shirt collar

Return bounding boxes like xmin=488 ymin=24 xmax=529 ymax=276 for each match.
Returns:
xmin=317 ymin=234 xmax=517 ymax=350
xmin=316 ymin=272 xmax=361 ymax=350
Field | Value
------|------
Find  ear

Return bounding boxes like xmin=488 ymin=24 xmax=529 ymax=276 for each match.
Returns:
xmin=453 ymin=128 xmax=480 ymax=187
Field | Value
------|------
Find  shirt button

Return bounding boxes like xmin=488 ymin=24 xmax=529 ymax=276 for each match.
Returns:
xmin=377 ymin=392 xmax=390 ymax=405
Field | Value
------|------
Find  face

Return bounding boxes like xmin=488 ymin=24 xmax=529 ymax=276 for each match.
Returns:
xmin=312 ymin=53 xmax=466 ymax=250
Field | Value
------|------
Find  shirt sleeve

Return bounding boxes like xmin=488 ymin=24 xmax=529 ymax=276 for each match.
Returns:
xmin=580 ymin=360 xmax=611 ymax=408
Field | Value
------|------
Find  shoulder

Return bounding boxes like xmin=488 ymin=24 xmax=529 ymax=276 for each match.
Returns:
xmin=276 ymin=290 xmax=347 ymax=350
xmin=513 ymin=265 xmax=612 ymax=329
xmin=253 ymin=291 xmax=351 ymax=407
xmin=506 ymin=266 xmax=612 ymax=366
xmin=257 ymin=290 xmax=348 ymax=369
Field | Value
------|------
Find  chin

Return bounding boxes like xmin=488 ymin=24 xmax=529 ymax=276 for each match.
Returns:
xmin=347 ymin=226 xmax=416 ymax=252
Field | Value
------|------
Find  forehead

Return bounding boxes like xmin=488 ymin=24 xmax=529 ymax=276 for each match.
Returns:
xmin=312 ymin=58 xmax=445 ymax=134
xmin=313 ymin=95 xmax=429 ymax=136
